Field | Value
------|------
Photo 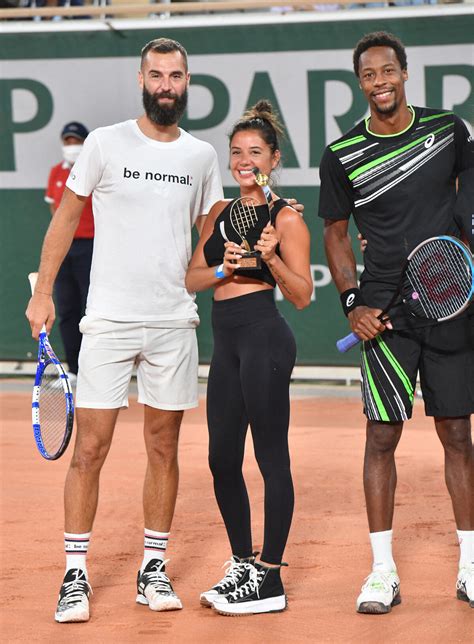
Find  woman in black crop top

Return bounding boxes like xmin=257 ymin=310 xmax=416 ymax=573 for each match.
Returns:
xmin=185 ymin=101 xmax=312 ymax=616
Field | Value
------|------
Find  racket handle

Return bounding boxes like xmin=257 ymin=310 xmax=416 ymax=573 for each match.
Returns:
xmin=336 ymin=331 xmax=361 ymax=353
xmin=28 ymin=272 xmax=38 ymax=295
xmin=27 ymin=272 xmax=47 ymax=335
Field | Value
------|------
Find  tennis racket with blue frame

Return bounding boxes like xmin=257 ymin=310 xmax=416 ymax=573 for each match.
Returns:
xmin=337 ymin=236 xmax=474 ymax=353
xmin=28 ymin=273 xmax=74 ymax=460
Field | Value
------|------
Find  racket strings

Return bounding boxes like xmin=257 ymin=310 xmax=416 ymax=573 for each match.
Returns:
xmin=39 ymin=362 xmax=71 ymax=455
xmin=404 ymin=239 xmax=472 ymax=320
xmin=230 ymin=198 xmax=258 ymax=239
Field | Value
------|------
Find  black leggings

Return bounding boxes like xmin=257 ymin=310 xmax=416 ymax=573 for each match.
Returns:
xmin=207 ymin=290 xmax=296 ymax=565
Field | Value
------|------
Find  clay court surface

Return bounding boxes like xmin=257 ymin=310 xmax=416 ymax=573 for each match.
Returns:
xmin=1 ymin=384 xmax=472 ymax=642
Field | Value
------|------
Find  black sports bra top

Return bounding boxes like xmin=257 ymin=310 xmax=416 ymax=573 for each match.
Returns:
xmin=203 ymin=198 xmax=288 ymax=288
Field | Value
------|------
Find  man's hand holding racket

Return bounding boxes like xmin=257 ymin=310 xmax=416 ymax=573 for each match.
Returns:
xmin=348 ymin=232 xmax=393 ymax=340
xmin=26 ymin=273 xmax=74 ymax=460
xmin=348 ymin=304 xmax=393 ymax=342
xmin=26 ymin=284 xmax=56 ymax=340
xmin=337 ymin=235 xmax=474 ymax=352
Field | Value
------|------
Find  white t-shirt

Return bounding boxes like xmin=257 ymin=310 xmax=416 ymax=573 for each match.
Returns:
xmin=66 ymin=120 xmax=223 ymax=322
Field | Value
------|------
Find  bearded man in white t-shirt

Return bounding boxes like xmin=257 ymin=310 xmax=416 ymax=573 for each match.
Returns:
xmin=26 ymin=38 xmax=224 ymax=623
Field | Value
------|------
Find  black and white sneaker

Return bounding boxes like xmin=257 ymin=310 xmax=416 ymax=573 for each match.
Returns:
xmin=54 ymin=568 xmax=92 ymax=623
xmin=456 ymin=566 xmax=474 ymax=608
xmin=356 ymin=570 xmax=401 ymax=614
xmin=212 ymin=562 xmax=287 ymax=616
xmin=136 ymin=558 xmax=182 ymax=611
xmin=200 ymin=555 xmax=256 ymax=607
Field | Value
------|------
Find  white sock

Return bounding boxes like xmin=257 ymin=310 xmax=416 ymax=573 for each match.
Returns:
xmin=370 ymin=530 xmax=396 ymax=572
xmin=141 ymin=529 xmax=169 ymax=572
xmin=64 ymin=532 xmax=91 ymax=576
xmin=456 ymin=530 xmax=474 ymax=569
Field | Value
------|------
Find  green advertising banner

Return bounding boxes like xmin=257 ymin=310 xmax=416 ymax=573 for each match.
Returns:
xmin=1 ymin=9 xmax=472 ymax=364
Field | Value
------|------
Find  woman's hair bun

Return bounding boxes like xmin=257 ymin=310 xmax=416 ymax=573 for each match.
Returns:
xmin=243 ymin=100 xmax=284 ymax=139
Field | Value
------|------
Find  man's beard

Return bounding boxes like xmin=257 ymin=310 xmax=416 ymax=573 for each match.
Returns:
xmin=142 ymin=86 xmax=188 ymax=126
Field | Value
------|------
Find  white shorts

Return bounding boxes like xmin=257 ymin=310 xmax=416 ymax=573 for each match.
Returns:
xmin=76 ymin=317 xmax=199 ymax=410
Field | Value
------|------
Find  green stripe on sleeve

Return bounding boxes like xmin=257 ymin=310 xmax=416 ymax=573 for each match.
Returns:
xmin=330 ymin=135 xmax=367 ymax=152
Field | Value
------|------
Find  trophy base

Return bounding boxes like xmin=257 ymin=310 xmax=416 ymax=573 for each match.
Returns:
xmin=238 ymin=251 xmax=262 ymax=270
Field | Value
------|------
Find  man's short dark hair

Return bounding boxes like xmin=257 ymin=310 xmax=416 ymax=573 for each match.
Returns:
xmin=141 ymin=38 xmax=188 ymax=71
xmin=353 ymin=31 xmax=407 ymax=77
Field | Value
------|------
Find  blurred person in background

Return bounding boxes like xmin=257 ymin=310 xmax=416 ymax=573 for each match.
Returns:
xmin=45 ymin=121 xmax=94 ymax=384
xmin=26 ymin=0 xmax=88 ymax=21
xmin=28 ymin=0 xmax=85 ymax=7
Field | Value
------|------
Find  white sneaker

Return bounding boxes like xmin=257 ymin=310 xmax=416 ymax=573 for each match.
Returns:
xmin=456 ymin=566 xmax=474 ymax=607
xmin=136 ymin=559 xmax=182 ymax=611
xmin=55 ymin=569 xmax=92 ymax=623
xmin=200 ymin=555 xmax=255 ymax=607
xmin=356 ymin=570 xmax=401 ymax=614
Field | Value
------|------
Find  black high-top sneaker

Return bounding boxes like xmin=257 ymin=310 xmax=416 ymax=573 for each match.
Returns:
xmin=212 ymin=562 xmax=287 ymax=616
xmin=200 ymin=554 xmax=257 ymax=607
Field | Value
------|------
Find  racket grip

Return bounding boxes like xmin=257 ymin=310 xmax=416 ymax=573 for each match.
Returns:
xmin=27 ymin=272 xmax=47 ymax=335
xmin=28 ymin=272 xmax=38 ymax=295
xmin=336 ymin=331 xmax=361 ymax=353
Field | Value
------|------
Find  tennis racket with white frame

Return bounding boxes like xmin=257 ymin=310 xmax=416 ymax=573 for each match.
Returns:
xmin=28 ymin=272 xmax=74 ymax=460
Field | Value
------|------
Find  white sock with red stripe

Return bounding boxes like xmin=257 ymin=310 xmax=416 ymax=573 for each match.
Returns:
xmin=141 ymin=529 xmax=169 ymax=572
xmin=64 ymin=531 xmax=91 ymax=576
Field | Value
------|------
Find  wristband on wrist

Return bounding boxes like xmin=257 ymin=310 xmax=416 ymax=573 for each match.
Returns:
xmin=215 ymin=263 xmax=225 ymax=279
xmin=340 ymin=288 xmax=365 ymax=316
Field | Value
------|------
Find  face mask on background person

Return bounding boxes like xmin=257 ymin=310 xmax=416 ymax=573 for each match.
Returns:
xmin=62 ymin=144 xmax=83 ymax=165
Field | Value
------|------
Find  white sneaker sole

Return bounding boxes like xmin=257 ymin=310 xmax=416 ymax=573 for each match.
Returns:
xmin=136 ymin=594 xmax=183 ymax=611
xmin=200 ymin=590 xmax=231 ymax=608
xmin=200 ymin=592 xmax=216 ymax=607
xmin=212 ymin=594 xmax=287 ymax=616
xmin=55 ymin=607 xmax=89 ymax=623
